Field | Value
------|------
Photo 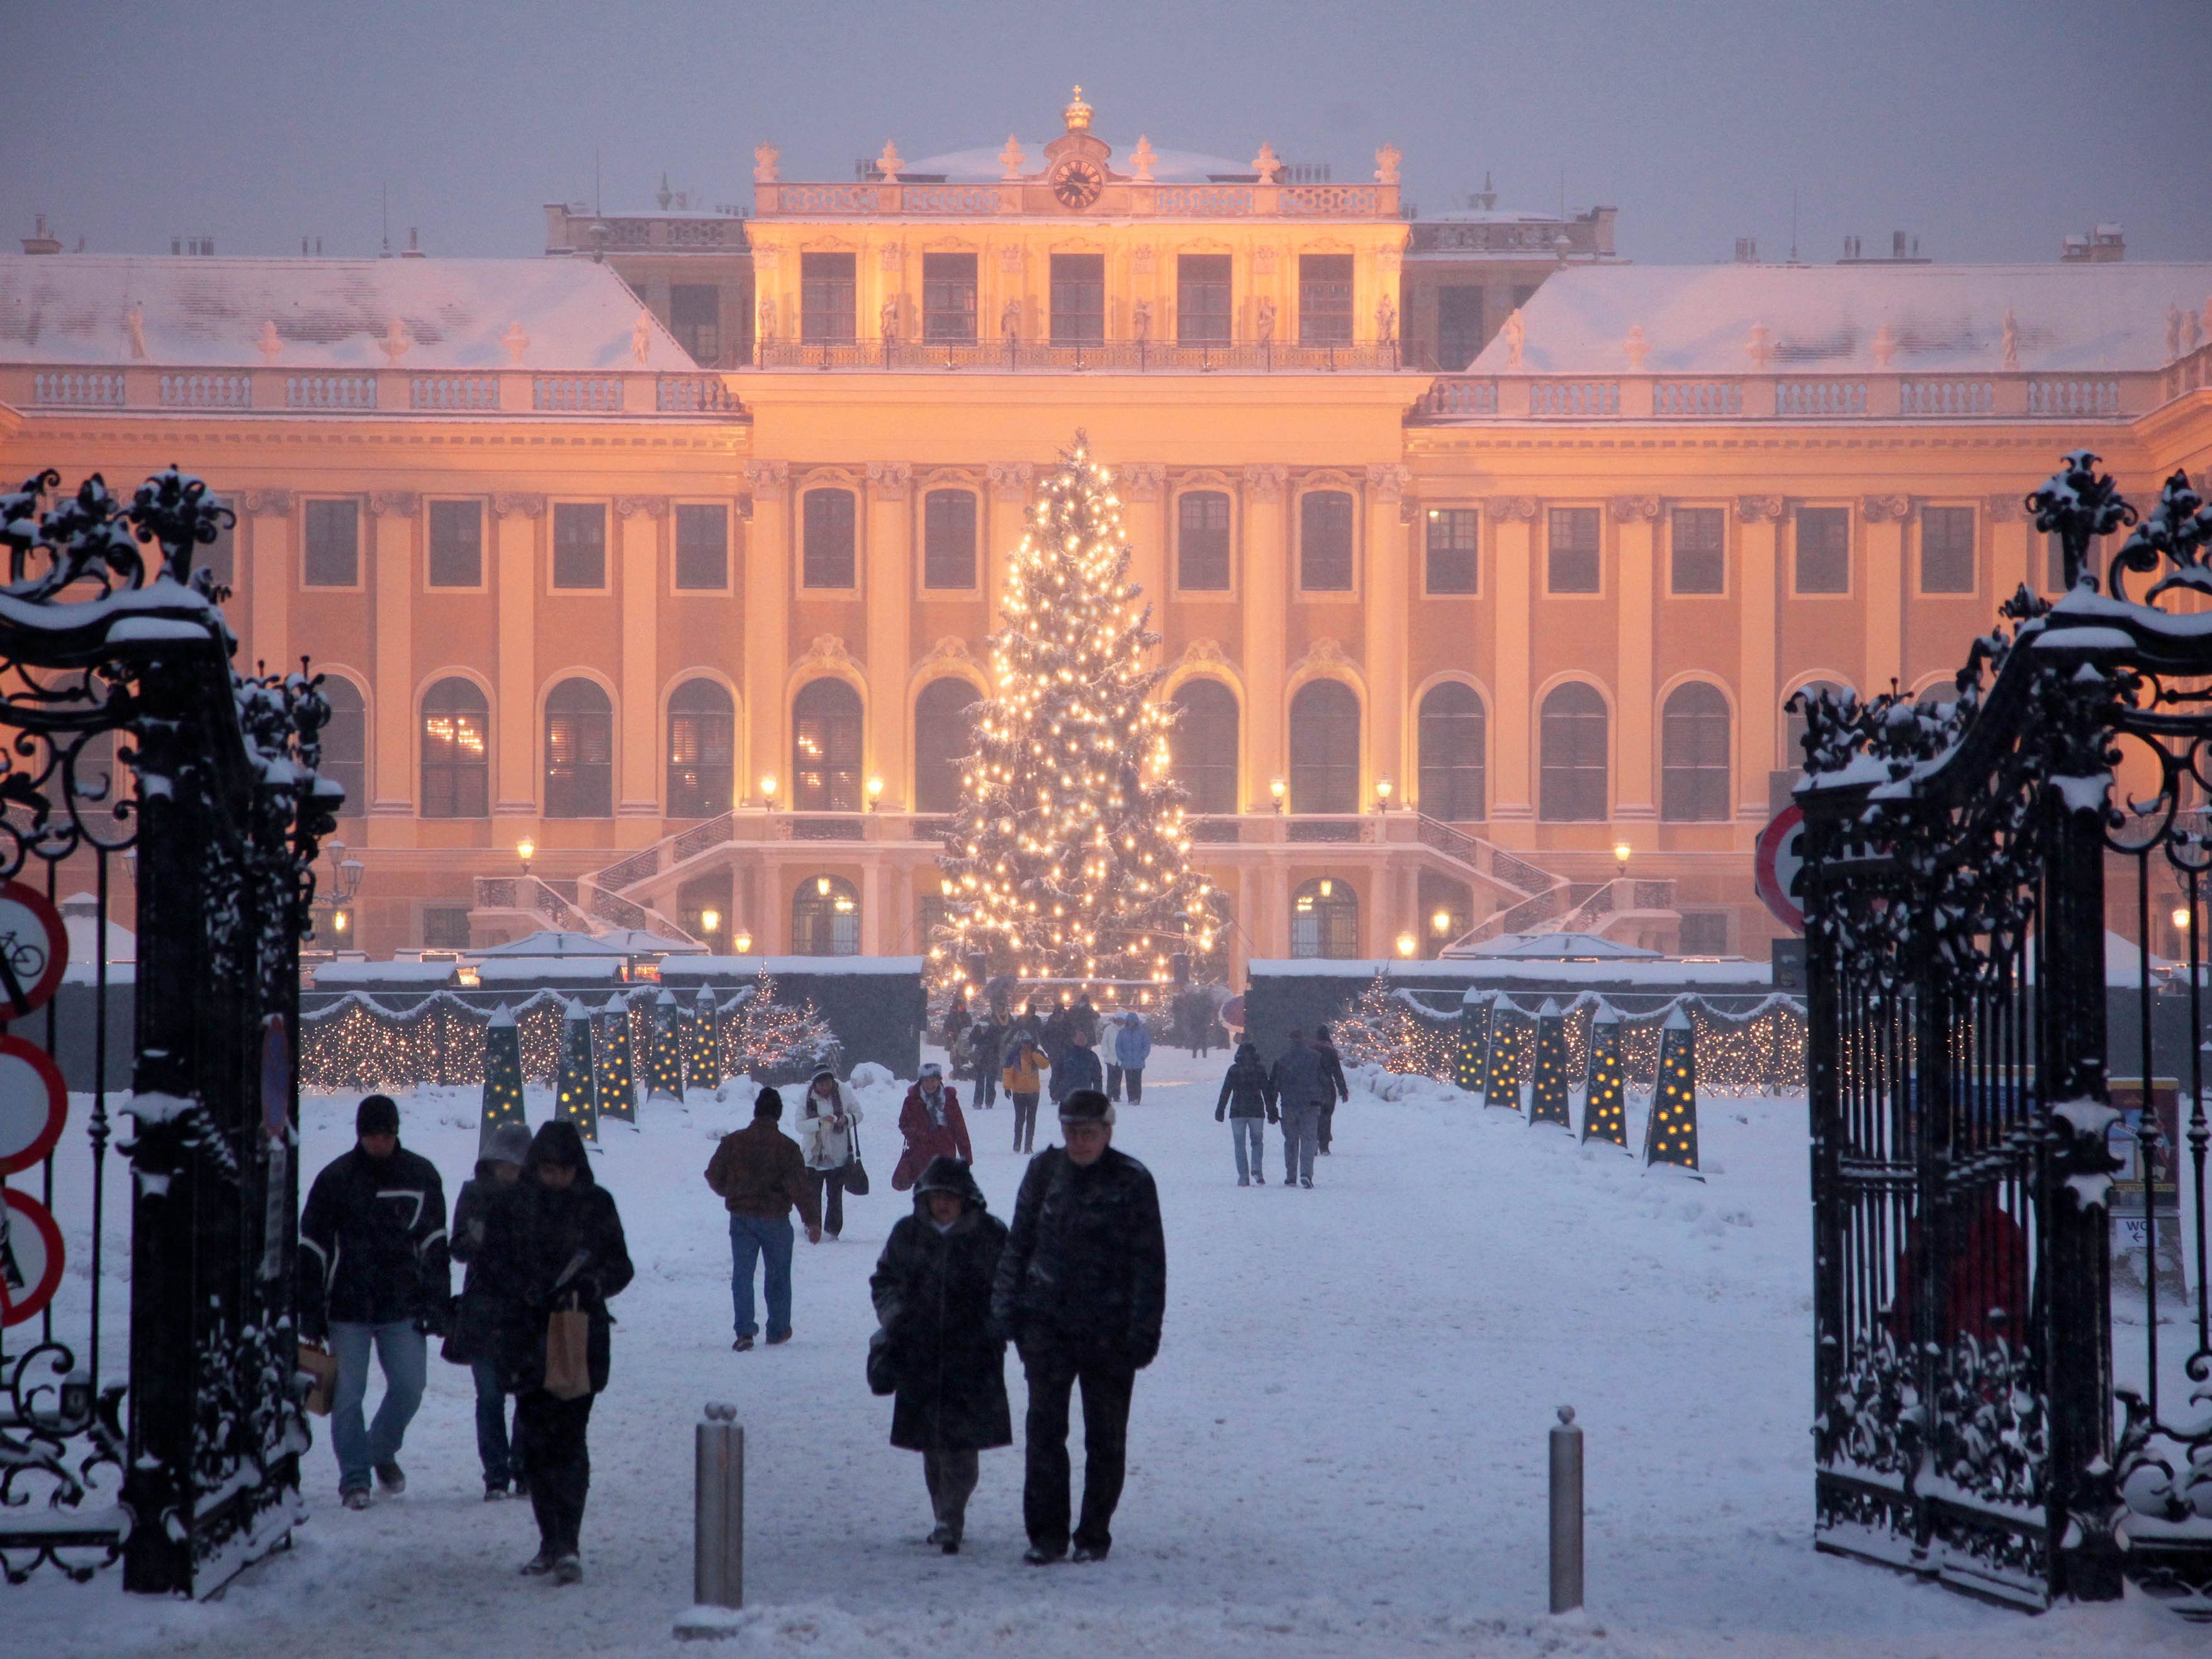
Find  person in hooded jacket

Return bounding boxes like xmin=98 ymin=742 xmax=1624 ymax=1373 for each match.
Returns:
xmin=1106 ymin=1011 xmax=1152 ymax=1104
xmin=967 ymin=1015 xmax=1004 ymax=1110
xmin=795 ymin=1068 xmax=864 ymax=1241
xmin=1214 ymin=1042 xmax=1276 ymax=1185
xmin=1001 ymin=1033 xmax=1048 ymax=1155
xmin=448 ymin=1121 xmax=532 ymax=1499
xmin=1311 ymin=1024 xmax=1350 ymax=1155
xmin=478 ymin=1120 xmax=634 ymax=1585
xmin=868 ymin=1156 xmax=1011 ymax=1555
xmin=897 ymin=1062 xmax=972 ymax=1185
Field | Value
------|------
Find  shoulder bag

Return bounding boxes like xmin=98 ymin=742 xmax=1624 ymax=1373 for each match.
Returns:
xmin=842 ymin=1119 xmax=870 ymax=1197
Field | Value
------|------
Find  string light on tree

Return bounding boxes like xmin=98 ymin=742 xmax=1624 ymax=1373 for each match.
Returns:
xmin=555 ymin=998 xmax=598 ymax=1142
xmin=1581 ymin=1008 xmax=1629 ymax=1147
xmin=1336 ymin=967 xmax=1447 ymax=1074
xmin=1642 ymin=1007 xmax=1703 ymax=1176
xmin=731 ymin=966 xmax=838 ymax=1084
xmin=930 ymin=431 xmax=1219 ymax=991
xmin=479 ymin=1006 xmax=527 ymax=1149
xmin=1529 ymin=998 xmax=1572 ymax=1128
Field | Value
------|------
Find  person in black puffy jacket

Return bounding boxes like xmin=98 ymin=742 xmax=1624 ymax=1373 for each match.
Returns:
xmin=447 ymin=1121 xmax=532 ymax=1500
xmin=1215 ymin=1042 xmax=1276 ymax=1185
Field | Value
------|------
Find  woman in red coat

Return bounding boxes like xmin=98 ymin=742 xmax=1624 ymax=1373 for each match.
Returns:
xmin=896 ymin=1062 xmax=973 ymax=1189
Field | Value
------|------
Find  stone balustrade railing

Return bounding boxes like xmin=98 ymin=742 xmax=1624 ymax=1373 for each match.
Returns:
xmin=1416 ymin=368 xmax=2170 ymax=423
xmin=6 ymin=366 xmax=748 ymax=420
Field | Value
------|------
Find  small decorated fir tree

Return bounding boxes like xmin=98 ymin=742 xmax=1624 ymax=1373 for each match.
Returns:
xmin=1454 ymin=989 xmax=1492 ymax=1093
xmin=686 ymin=984 xmax=721 ymax=1093
xmin=594 ymin=996 xmax=637 ymax=1123
xmin=1528 ymin=999 xmax=1572 ymax=1128
xmin=734 ymin=967 xmax=838 ymax=1084
xmin=1581 ymin=1009 xmax=1629 ymax=1148
xmin=1642 ymin=1007 xmax=1702 ymax=1175
xmin=1337 ymin=968 xmax=1430 ymax=1074
xmin=478 ymin=1006 xmax=527 ymax=1150
xmin=555 ymin=998 xmax=598 ymax=1142
xmin=648 ymin=989 xmax=686 ymax=1104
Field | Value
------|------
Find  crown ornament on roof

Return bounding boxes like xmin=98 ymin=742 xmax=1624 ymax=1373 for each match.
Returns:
xmin=1063 ymin=86 xmax=1092 ymax=133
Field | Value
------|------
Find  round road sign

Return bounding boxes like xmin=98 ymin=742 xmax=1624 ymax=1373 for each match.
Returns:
xmin=1 ymin=1187 xmax=64 ymax=1327
xmin=0 ymin=1037 xmax=67 ymax=1176
xmin=1755 ymin=805 xmax=1807 ymax=934
xmin=0 ymin=879 xmax=67 ymax=1020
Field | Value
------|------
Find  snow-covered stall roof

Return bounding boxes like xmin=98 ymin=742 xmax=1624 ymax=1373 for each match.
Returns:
xmin=658 ymin=955 xmax=926 ymax=980
xmin=473 ymin=957 xmax=627 ymax=986
xmin=0 ymin=254 xmax=693 ymax=371
xmin=310 ymin=960 xmax=461 ymax=991
xmin=1469 ymin=261 xmax=2212 ymax=376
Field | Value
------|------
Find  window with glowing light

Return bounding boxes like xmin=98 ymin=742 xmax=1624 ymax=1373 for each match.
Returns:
xmin=1289 ymin=680 xmax=1359 ymax=813
xmin=923 ymin=490 xmax=978 ymax=589
xmin=802 ymin=488 xmax=856 ymax=588
xmin=1417 ymin=682 xmax=1485 ymax=821
xmin=322 ymin=676 xmax=366 ymax=818
xmin=1660 ymin=682 xmax=1731 ymax=822
xmin=1177 ymin=491 xmax=1232 ymax=590
xmin=1539 ymin=682 xmax=1607 ymax=821
xmin=792 ymin=678 xmax=863 ymax=811
xmin=913 ymin=678 xmax=979 ymax=813
xmin=1299 ymin=491 xmax=1354 ymax=592
xmin=678 ymin=872 xmax=733 ymax=943
xmin=420 ymin=678 xmax=490 ymax=819
xmin=544 ymin=677 xmax=614 ymax=819
xmin=792 ymin=874 xmax=860 ymax=955
xmin=1425 ymin=509 xmax=1478 ymax=594
xmin=1290 ymin=877 xmax=1359 ymax=958
xmin=666 ymin=678 xmax=735 ymax=818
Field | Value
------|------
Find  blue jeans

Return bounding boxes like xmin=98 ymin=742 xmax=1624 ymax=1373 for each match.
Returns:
xmin=1230 ymin=1116 xmax=1266 ymax=1181
xmin=728 ymin=1213 xmax=795 ymax=1341
xmin=328 ymin=1320 xmax=427 ymax=1493
xmin=1280 ymin=1103 xmax=1322 ymax=1184
xmin=472 ymin=1358 xmax=524 ymax=1487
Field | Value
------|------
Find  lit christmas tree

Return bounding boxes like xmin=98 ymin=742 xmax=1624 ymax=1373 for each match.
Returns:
xmin=931 ymin=432 xmax=1219 ymax=990
xmin=1454 ymin=988 xmax=1492 ymax=1093
xmin=648 ymin=988 xmax=685 ymax=1104
xmin=478 ymin=1006 xmax=526 ymax=1150
xmin=733 ymin=967 xmax=838 ymax=1085
xmin=1336 ymin=967 xmax=1423 ymax=1072
xmin=1581 ymin=1009 xmax=1629 ymax=1148
xmin=1483 ymin=1008 xmax=1525 ymax=1112
xmin=1529 ymin=999 xmax=1571 ymax=1128
xmin=1642 ymin=1007 xmax=1702 ymax=1175
xmin=686 ymin=984 xmax=721 ymax=1093
xmin=555 ymin=998 xmax=598 ymax=1142
xmin=594 ymin=996 xmax=637 ymax=1123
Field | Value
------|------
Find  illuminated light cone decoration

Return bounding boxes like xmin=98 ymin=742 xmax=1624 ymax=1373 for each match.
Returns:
xmin=555 ymin=998 xmax=598 ymax=1143
xmin=687 ymin=984 xmax=721 ymax=1093
xmin=648 ymin=988 xmax=685 ymax=1103
xmin=1483 ymin=1007 xmax=1525 ymax=1112
xmin=478 ymin=1006 xmax=527 ymax=1151
xmin=594 ymin=995 xmax=637 ymax=1123
xmin=1581 ymin=1008 xmax=1629 ymax=1147
xmin=931 ymin=432 xmax=1220 ymax=992
xmin=1642 ymin=1006 xmax=1703 ymax=1175
xmin=1528 ymin=998 xmax=1572 ymax=1128
xmin=1454 ymin=988 xmax=1493 ymax=1093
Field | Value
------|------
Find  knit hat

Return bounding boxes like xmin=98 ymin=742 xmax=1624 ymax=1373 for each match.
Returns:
xmin=919 ymin=1061 xmax=943 ymax=1079
xmin=1058 ymin=1088 xmax=1114 ymax=1127
xmin=356 ymin=1094 xmax=400 ymax=1137
xmin=753 ymin=1086 xmax=783 ymax=1120
xmin=483 ymin=1123 xmax=532 ymax=1167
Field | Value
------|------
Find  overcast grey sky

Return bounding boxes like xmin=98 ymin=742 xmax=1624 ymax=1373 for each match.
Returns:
xmin=11 ymin=0 xmax=2209 ymax=267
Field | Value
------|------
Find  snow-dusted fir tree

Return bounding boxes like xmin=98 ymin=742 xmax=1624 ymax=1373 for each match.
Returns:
xmin=1337 ymin=968 xmax=1449 ymax=1079
xmin=734 ymin=967 xmax=837 ymax=1080
xmin=933 ymin=432 xmax=1219 ymax=986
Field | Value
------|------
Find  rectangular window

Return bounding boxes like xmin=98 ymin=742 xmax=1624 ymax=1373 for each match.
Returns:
xmin=1795 ymin=507 xmax=1850 ymax=594
xmin=1177 ymin=254 xmax=1232 ymax=345
xmin=1670 ymin=507 xmax=1726 ymax=595
xmin=1177 ymin=492 xmax=1232 ymax=590
xmin=422 ymin=907 xmax=473 ymax=950
xmin=1920 ymin=505 xmax=1976 ymax=594
xmin=1547 ymin=507 xmax=1601 ymax=593
xmin=1299 ymin=254 xmax=1354 ymax=345
xmin=674 ymin=503 xmax=729 ymax=590
xmin=1050 ymin=254 xmax=1105 ymax=345
xmin=923 ymin=490 xmax=977 ymax=589
xmin=921 ymin=253 xmax=978 ymax=343
xmin=202 ymin=511 xmax=235 ymax=592
xmin=802 ymin=488 xmax=856 ymax=588
xmin=1435 ymin=286 xmax=1485 ymax=369
xmin=1678 ymin=911 xmax=1731 ymax=955
xmin=552 ymin=503 xmax=607 ymax=589
xmin=1300 ymin=492 xmax=1355 ymax=592
xmin=670 ymin=284 xmax=721 ymax=366
xmin=427 ymin=500 xmax=482 ymax=588
xmin=302 ymin=499 xmax=359 ymax=587
xmin=1425 ymin=509 xmax=1479 ymax=593
xmin=800 ymin=252 xmax=856 ymax=344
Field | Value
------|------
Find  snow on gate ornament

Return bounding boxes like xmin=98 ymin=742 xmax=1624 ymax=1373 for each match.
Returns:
xmin=0 ymin=877 xmax=68 ymax=1019
xmin=0 ymin=1035 xmax=67 ymax=1176
xmin=1 ymin=1186 xmax=64 ymax=1327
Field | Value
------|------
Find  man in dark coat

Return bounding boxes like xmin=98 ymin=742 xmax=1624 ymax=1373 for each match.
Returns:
xmin=1268 ymin=1033 xmax=1328 ymax=1189
xmin=479 ymin=1120 xmax=634 ymax=1585
xmin=1311 ymin=1024 xmax=1351 ymax=1155
xmin=968 ymin=1015 xmax=1004 ymax=1110
xmin=869 ymin=1156 xmax=1011 ymax=1553
xmin=448 ymin=1120 xmax=532 ymax=1499
xmin=991 ymin=1089 xmax=1166 ymax=1565
xmin=1052 ymin=1036 xmax=1104 ymax=1106
xmin=298 ymin=1093 xmax=450 ymax=1507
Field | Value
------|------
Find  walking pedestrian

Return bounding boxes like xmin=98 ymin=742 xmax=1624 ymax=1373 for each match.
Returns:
xmin=478 ymin=1120 xmax=634 ymax=1585
xmin=704 ymin=1087 xmax=823 ymax=1351
xmin=1106 ymin=1010 xmax=1152 ymax=1104
xmin=992 ymin=1089 xmax=1166 ymax=1565
xmin=968 ymin=1015 xmax=1004 ymax=1110
xmin=1214 ymin=1042 xmax=1276 ymax=1186
xmin=796 ymin=1067 xmax=864 ymax=1242
xmin=1002 ymin=1033 xmax=1047 ymax=1154
xmin=1312 ymin=1024 xmax=1350 ymax=1155
xmin=1052 ymin=1032 xmax=1103 ymax=1106
xmin=869 ymin=1156 xmax=1011 ymax=1555
xmin=1267 ymin=1033 xmax=1328 ymax=1189
xmin=1069 ymin=994 xmax=1100 ymax=1049
xmin=298 ymin=1094 xmax=450 ymax=1509
xmin=447 ymin=1121 xmax=532 ymax=1500
xmin=897 ymin=1062 xmax=973 ymax=1188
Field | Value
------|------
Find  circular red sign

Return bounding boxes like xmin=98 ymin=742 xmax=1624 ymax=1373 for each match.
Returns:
xmin=1 ymin=1188 xmax=64 ymax=1327
xmin=0 ymin=879 xmax=68 ymax=1019
xmin=0 ymin=1037 xmax=67 ymax=1176
xmin=1754 ymin=806 xmax=1807 ymax=934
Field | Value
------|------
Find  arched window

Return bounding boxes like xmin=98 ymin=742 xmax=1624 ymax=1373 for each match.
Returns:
xmin=666 ymin=678 xmax=735 ymax=819
xmin=913 ymin=678 xmax=978 ymax=814
xmin=1170 ymin=679 xmax=1240 ymax=815
xmin=1417 ymin=682 xmax=1485 ymax=821
xmin=792 ymin=678 xmax=863 ymax=811
xmin=1289 ymin=680 xmax=1359 ymax=814
xmin=1290 ymin=877 xmax=1359 ymax=959
xmin=1539 ymin=683 xmax=1607 ymax=822
xmin=544 ymin=678 xmax=613 ymax=819
xmin=321 ymin=677 xmax=366 ymax=818
xmin=792 ymin=874 xmax=860 ymax=956
xmin=1661 ymin=683 xmax=1732 ymax=822
xmin=1783 ymin=680 xmax=1849 ymax=769
xmin=420 ymin=677 xmax=490 ymax=819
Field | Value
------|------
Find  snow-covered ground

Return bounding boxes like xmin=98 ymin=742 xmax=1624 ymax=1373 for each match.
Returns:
xmin=10 ymin=1043 xmax=2199 ymax=1656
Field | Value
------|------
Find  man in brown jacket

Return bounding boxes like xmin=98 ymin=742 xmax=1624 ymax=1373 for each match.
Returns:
xmin=704 ymin=1087 xmax=822 ymax=1351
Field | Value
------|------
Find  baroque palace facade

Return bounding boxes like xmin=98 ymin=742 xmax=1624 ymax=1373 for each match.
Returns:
xmin=3 ymin=91 xmax=2209 ymax=977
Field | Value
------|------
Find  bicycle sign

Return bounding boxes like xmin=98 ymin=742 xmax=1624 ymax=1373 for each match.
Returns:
xmin=0 ymin=879 xmax=67 ymax=1019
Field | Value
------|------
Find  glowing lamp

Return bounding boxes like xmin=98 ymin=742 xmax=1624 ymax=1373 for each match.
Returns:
xmin=1613 ymin=841 xmax=1632 ymax=874
xmin=333 ymin=909 xmax=350 ymax=934
xmin=2175 ymin=907 xmax=2192 ymax=931
xmin=1432 ymin=908 xmax=1453 ymax=935
xmin=816 ymin=875 xmax=832 ymax=896
xmin=867 ymin=775 xmax=884 ymax=808
xmin=1375 ymin=777 xmax=1393 ymax=811
xmin=700 ymin=909 xmax=721 ymax=934
xmin=1269 ymin=777 xmax=1287 ymax=810
xmin=760 ymin=774 xmax=780 ymax=805
xmin=516 ymin=838 xmax=535 ymax=875
xmin=1395 ymin=931 xmax=1416 ymax=957
xmin=1318 ymin=878 xmax=1333 ymax=899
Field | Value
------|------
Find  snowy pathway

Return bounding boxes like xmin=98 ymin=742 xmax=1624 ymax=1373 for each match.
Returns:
xmin=9 ymin=1043 xmax=2196 ymax=1656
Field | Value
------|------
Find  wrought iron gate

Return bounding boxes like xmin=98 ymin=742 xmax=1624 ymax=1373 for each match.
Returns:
xmin=1800 ymin=452 xmax=2212 ymax=1615
xmin=0 ymin=468 xmax=337 ymax=1594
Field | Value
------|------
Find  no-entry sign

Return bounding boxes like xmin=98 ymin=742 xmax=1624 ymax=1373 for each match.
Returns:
xmin=0 ymin=879 xmax=67 ymax=1019
xmin=0 ymin=1037 xmax=67 ymax=1176
xmin=1 ymin=1187 xmax=64 ymax=1327
xmin=1754 ymin=806 xmax=1807 ymax=934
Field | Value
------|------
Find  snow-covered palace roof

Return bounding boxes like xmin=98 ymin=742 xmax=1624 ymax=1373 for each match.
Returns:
xmin=1474 ymin=262 xmax=2212 ymax=377
xmin=0 ymin=254 xmax=692 ymax=371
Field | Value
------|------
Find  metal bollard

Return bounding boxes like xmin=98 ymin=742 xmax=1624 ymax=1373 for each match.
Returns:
xmin=1549 ymin=1405 xmax=1583 ymax=1614
xmin=695 ymin=1402 xmax=744 ymax=1610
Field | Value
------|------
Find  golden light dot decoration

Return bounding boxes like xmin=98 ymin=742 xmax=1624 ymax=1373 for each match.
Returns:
xmin=478 ymin=1007 xmax=527 ymax=1149
xmin=1642 ymin=1008 xmax=1702 ymax=1174
xmin=1581 ymin=1011 xmax=1629 ymax=1147
xmin=927 ymin=430 xmax=1220 ymax=994
xmin=555 ymin=998 xmax=598 ymax=1143
xmin=648 ymin=989 xmax=687 ymax=1104
xmin=1483 ymin=1010 xmax=1527 ymax=1112
xmin=594 ymin=996 xmax=637 ymax=1123
xmin=1528 ymin=999 xmax=1573 ymax=1128
xmin=1454 ymin=989 xmax=1493 ymax=1091
xmin=683 ymin=984 xmax=721 ymax=1094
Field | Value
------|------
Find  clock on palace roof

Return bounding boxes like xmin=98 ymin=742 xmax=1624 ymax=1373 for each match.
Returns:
xmin=1041 ymin=85 xmax=1113 ymax=211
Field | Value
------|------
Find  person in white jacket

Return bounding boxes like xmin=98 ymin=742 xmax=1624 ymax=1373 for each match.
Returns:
xmin=796 ymin=1067 xmax=865 ymax=1241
